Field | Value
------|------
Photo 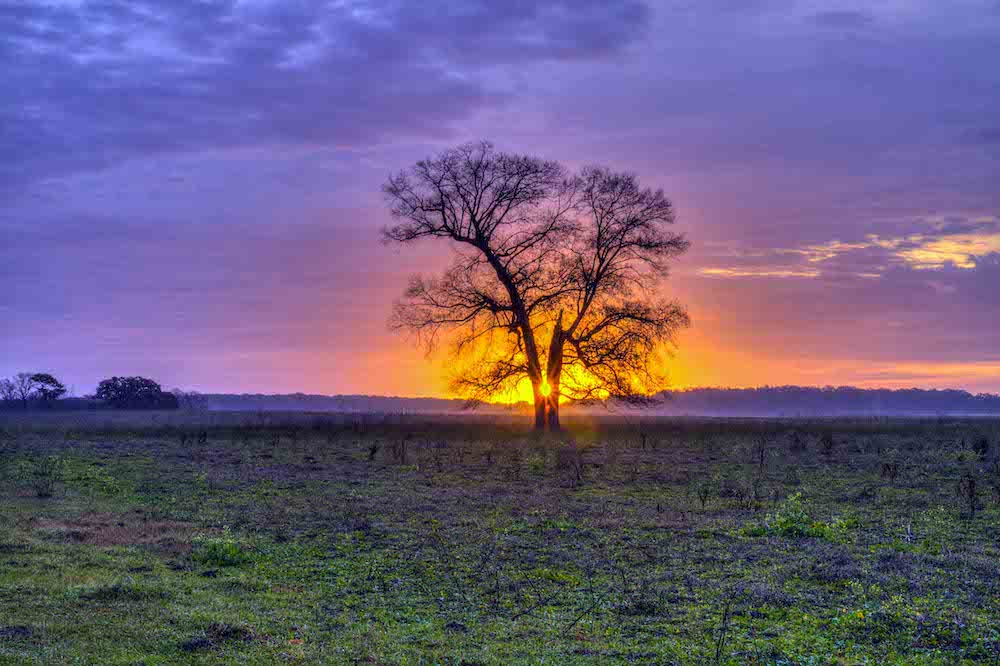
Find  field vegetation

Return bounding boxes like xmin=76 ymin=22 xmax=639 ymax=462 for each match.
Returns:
xmin=1 ymin=411 xmax=999 ymax=664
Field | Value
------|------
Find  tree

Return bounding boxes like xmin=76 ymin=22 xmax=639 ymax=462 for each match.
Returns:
xmin=11 ymin=372 xmax=37 ymax=409
xmin=171 ymin=389 xmax=208 ymax=411
xmin=95 ymin=376 xmax=179 ymax=409
xmin=31 ymin=373 xmax=67 ymax=406
xmin=383 ymin=141 xmax=690 ymax=430
xmin=0 ymin=378 xmax=16 ymax=405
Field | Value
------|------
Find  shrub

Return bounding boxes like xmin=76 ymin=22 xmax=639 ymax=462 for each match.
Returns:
xmin=880 ymin=461 xmax=900 ymax=482
xmin=957 ymin=469 xmax=981 ymax=518
xmin=526 ymin=452 xmax=546 ymax=475
xmin=192 ymin=527 xmax=252 ymax=566
xmin=692 ymin=476 xmax=714 ymax=510
xmin=988 ymin=463 xmax=1000 ymax=504
xmin=819 ymin=432 xmax=836 ymax=457
xmin=21 ymin=456 xmax=62 ymax=498
xmin=767 ymin=493 xmax=830 ymax=537
xmin=63 ymin=459 xmax=128 ymax=500
xmin=390 ymin=434 xmax=412 ymax=464
xmin=971 ymin=436 xmax=991 ymax=460
xmin=744 ymin=493 xmax=836 ymax=539
xmin=879 ymin=451 xmax=902 ymax=484
xmin=555 ymin=440 xmax=584 ymax=487
xmin=751 ymin=436 xmax=769 ymax=473
xmin=789 ymin=431 xmax=806 ymax=453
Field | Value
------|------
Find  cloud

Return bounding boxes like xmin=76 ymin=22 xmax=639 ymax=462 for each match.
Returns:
xmin=873 ymin=232 xmax=1000 ymax=270
xmin=692 ymin=216 xmax=1000 ymax=281
xmin=678 ymin=246 xmax=1000 ymax=378
xmin=697 ymin=267 xmax=820 ymax=279
xmin=857 ymin=217 xmax=1000 ymax=270
xmin=0 ymin=0 xmax=650 ymax=193
xmin=795 ymin=241 xmax=873 ymax=263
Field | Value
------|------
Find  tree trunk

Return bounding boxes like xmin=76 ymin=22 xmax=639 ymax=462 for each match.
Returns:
xmin=532 ymin=391 xmax=561 ymax=431
xmin=545 ymin=389 xmax=560 ymax=431
xmin=543 ymin=311 xmax=565 ymax=432
xmin=533 ymin=388 xmax=547 ymax=431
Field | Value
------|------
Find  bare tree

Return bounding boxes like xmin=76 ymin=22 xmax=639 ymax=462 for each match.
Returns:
xmin=171 ymin=389 xmax=209 ymax=411
xmin=11 ymin=372 xmax=38 ymax=409
xmin=0 ymin=378 xmax=17 ymax=405
xmin=383 ymin=142 xmax=689 ymax=430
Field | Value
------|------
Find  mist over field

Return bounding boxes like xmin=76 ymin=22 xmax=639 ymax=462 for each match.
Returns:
xmin=170 ymin=387 xmax=1000 ymax=418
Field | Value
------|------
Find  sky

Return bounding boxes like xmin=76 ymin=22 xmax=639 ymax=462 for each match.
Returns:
xmin=2 ymin=0 xmax=999 ymax=397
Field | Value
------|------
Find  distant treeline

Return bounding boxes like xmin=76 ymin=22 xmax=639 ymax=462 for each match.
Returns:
xmin=201 ymin=393 xmax=471 ymax=413
xmin=197 ymin=387 xmax=1000 ymax=416
xmin=656 ymin=386 xmax=1000 ymax=416
xmin=0 ymin=373 xmax=199 ymax=411
xmin=5 ymin=379 xmax=999 ymax=416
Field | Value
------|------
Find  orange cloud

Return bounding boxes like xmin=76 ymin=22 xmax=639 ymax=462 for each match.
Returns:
xmin=889 ymin=233 xmax=1000 ymax=270
xmin=697 ymin=267 xmax=820 ymax=278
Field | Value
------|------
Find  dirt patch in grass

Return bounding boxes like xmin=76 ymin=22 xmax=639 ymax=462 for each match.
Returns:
xmin=33 ymin=511 xmax=195 ymax=552
xmin=180 ymin=622 xmax=263 ymax=652
xmin=0 ymin=625 xmax=34 ymax=640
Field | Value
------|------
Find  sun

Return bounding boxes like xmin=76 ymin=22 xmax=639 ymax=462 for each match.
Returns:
xmin=539 ymin=381 xmax=552 ymax=397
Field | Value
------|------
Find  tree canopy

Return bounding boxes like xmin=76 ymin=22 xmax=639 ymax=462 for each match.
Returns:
xmin=95 ymin=376 xmax=179 ymax=410
xmin=383 ymin=141 xmax=690 ymax=430
xmin=31 ymin=373 xmax=67 ymax=404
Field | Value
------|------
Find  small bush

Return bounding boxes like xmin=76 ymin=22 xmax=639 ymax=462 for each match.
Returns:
xmin=556 ymin=440 xmax=584 ymax=487
xmin=20 ymin=456 xmax=62 ymax=498
xmin=63 ymin=460 xmax=129 ymax=500
xmin=879 ymin=453 xmax=901 ymax=484
xmin=526 ymin=452 xmax=546 ymax=475
xmin=192 ymin=527 xmax=252 ymax=567
xmin=744 ymin=493 xmax=836 ymax=539
xmin=819 ymin=432 xmax=836 ymax=457
xmin=692 ymin=477 xmax=714 ymax=510
xmin=971 ymin=436 xmax=991 ymax=460
xmin=390 ymin=434 xmax=412 ymax=464
xmin=957 ymin=469 xmax=981 ymax=518
xmin=789 ymin=431 xmax=806 ymax=453
xmin=723 ymin=472 xmax=769 ymax=511
xmin=988 ymin=463 xmax=1000 ymax=504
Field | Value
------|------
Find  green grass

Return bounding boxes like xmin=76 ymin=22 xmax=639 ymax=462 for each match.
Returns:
xmin=0 ymin=413 xmax=999 ymax=664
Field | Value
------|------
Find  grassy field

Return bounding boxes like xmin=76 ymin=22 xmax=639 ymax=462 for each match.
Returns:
xmin=1 ymin=411 xmax=999 ymax=665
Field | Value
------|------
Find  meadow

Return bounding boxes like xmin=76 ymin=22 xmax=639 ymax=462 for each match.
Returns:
xmin=1 ymin=410 xmax=999 ymax=665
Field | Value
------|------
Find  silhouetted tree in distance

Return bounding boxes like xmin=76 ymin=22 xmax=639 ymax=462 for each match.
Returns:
xmin=11 ymin=372 xmax=37 ymax=409
xmin=0 ymin=378 xmax=16 ymax=405
xmin=171 ymin=389 xmax=208 ymax=411
xmin=383 ymin=141 xmax=689 ymax=430
xmin=31 ymin=373 xmax=66 ymax=406
xmin=95 ymin=376 xmax=179 ymax=409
